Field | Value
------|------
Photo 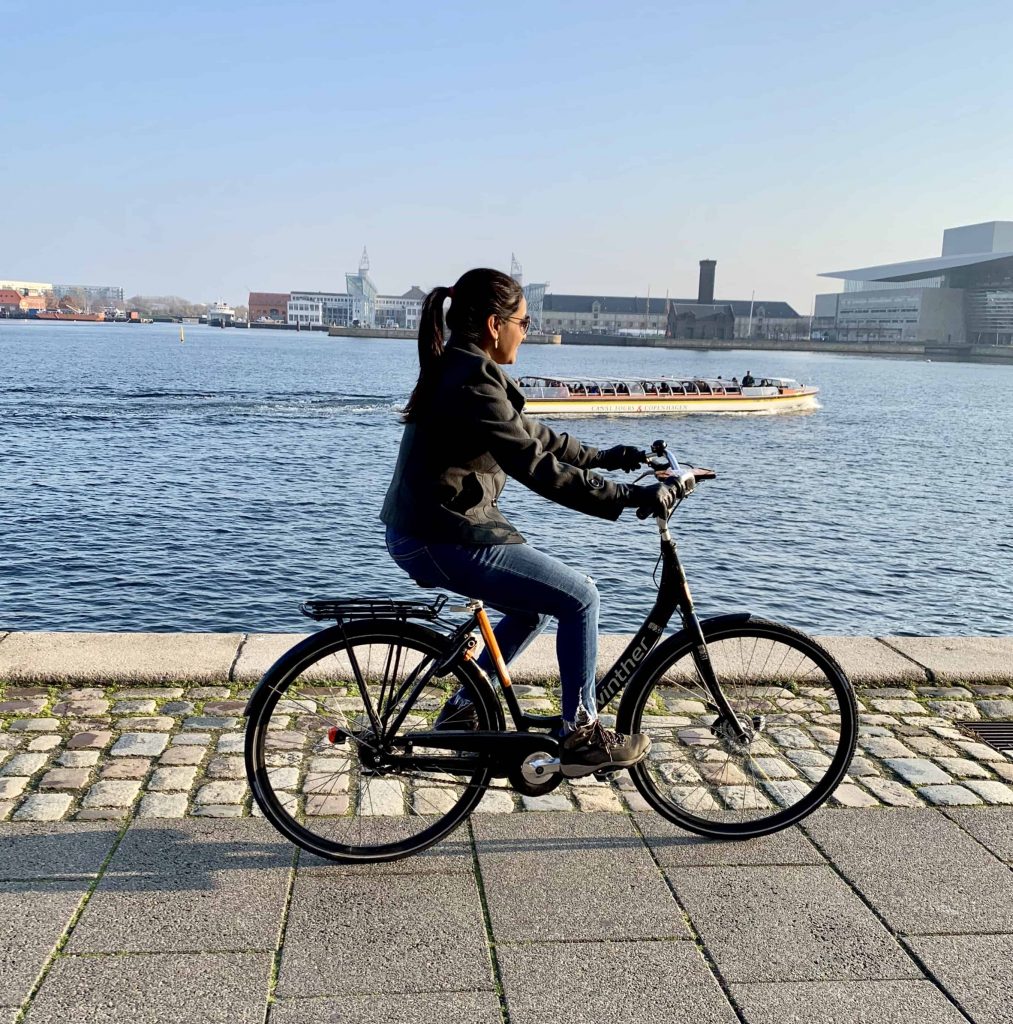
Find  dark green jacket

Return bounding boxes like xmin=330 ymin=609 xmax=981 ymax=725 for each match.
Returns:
xmin=380 ymin=338 xmax=627 ymax=544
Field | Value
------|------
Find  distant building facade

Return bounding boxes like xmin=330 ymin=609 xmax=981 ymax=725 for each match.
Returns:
xmin=667 ymin=302 xmax=735 ymax=341
xmin=248 ymin=292 xmax=289 ymax=322
xmin=0 ymin=279 xmax=52 ymax=298
xmin=541 ymin=295 xmax=800 ymax=339
xmin=53 ymin=284 xmax=124 ymax=310
xmin=816 ymin=221 xmax=1013 ymax=345
xmin=288 ymin=291 xmax=348 ymax=327
xmin=0 ymin=288 xmax=46 ymax=314
xmin=375 ymin=286 xmax=425 ymax=330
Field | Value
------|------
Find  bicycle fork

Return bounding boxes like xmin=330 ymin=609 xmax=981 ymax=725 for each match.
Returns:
xmin=663 ymin=527 xmax=753 ymax=746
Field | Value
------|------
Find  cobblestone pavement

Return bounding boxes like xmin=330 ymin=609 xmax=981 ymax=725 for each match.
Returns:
xmin=1 ymin=680 xmax=1012 ymax=823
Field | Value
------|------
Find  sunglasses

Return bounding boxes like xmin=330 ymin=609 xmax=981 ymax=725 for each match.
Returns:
xmin=502 ymin=315 xmax=531 ymax=333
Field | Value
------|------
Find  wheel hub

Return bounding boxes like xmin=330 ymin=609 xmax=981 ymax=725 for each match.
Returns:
xmin=711 ymin=713 xmax=760 ymax=751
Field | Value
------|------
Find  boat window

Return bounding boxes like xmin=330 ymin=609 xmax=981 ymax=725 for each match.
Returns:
xmin=697 ymin=381 xmax=711 ymax=394
xmin=602 ymin=384 xmax=616 ymax=396
xmin=628 ymin=383 xmax=645 ymax=395
xmin=671 ymin=383 xmax=685 ymax=394
xmin=616 ymin=383 xmax=629 ymax=395
xmin=642 ymin=382 xmax=658 ymax=395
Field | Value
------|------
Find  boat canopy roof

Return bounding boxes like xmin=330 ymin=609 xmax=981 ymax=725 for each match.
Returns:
xmin=516 ymin=374 xmax=803 ymax=389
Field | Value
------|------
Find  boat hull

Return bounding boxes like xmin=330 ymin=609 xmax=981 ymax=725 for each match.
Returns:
xmin=523 ymin=391 xmax=820 ymax=416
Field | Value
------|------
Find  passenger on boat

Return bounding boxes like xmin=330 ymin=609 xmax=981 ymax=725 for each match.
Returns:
xmin=741 ymin=371 xmax=755 ymax=387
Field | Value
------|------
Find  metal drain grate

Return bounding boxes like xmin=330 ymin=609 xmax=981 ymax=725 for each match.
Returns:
xmin=961 ymin=721 xmax=1013 ymax=753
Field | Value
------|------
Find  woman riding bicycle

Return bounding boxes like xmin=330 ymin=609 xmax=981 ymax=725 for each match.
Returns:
xmin=380 ymin=267 xmax=675 ymax=777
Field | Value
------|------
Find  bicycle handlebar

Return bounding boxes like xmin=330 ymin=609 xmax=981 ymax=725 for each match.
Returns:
xmin=635 ymin=439 xmax=716 ymax=521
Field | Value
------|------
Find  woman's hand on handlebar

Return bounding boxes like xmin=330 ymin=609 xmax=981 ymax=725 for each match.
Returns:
xmin=594 ymin=444 xmax=647 ymax=472
xmin=624 ymin=482 xmax=678 ymax=520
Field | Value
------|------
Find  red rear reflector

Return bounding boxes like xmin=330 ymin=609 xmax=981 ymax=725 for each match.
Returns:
xmin=327 ymin=726 xmax=339 ymax=743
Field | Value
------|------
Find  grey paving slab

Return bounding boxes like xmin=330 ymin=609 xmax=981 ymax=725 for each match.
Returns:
xmin=945 ymin=806 xmax=1013 ymax=862
xmin=817 ymin=637 xmax=926 ymax=684
xmin=0 ymin=823 xmax=120 ymax=879
xmin=269 ymin=992 xmax=502 ymax=1024
xmin=23 ymin=951 xmax=273 ymax=1024
xmin=671 ymin=866 xmax=920 ymax=983
xmin=881 ymin=636 xmax=1013 ymax=683
xmin=471 ymin=812 xmax=688 ymax=942
xmin=908 ymin=934 xmax=1013 ymax=1024
xmin=730 ymin=980 xmax=968 ymax=1024
xmin=635 ymin=814 xmax=826 ymax=867
xmin=233 ymin=633 xmax=311 ymax=682
xmin=0 ymin=881 xmax=88 ymax=1005
xmin=0 ymin=631 xmax=242 ymax=683
xmin=803 ymin=808 xmax=1013 ymax=934
xmin=65 ymin=819 xmax=293 ymax=953
xmin=497 ymin=940 xmax=738 ymax=1024
xmin=276 ymin=870 xmax=492 ymax=996
xmin=1 ymin=1009 xmax=16 ymax=1024
xmin=298 ymin=823 xmax=474 ymax=875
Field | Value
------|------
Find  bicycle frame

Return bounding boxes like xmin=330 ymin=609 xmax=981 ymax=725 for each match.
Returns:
xmin=456 ymin=516 xmax=742 ymax=737
xmin=337 ymin=446 xmax=749 ymax=769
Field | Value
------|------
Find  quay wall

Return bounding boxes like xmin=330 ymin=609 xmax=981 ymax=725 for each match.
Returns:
xmin=559 ymin=332 xmax=1013 ymax=364
xmin=0 ymin=631 xmax=1009 ymax=686
xmin=327 ymin=326 xmax=561 ymax=344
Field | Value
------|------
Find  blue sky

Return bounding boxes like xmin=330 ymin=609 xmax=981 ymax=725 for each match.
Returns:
xmin=2 ymin=0 xmax=1011 ymax=311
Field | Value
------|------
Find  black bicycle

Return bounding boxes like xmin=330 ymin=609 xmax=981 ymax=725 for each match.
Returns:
xmin=244 ymin=440 xmax=858 ymax=863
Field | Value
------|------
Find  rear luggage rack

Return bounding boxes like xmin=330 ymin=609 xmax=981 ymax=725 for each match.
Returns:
xmin=300 ymin=595 xmax=448 ymax=622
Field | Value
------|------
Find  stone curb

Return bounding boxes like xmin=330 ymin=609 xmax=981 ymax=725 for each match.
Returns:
xmin=0 ymin=631 xmax=1010 ymax=685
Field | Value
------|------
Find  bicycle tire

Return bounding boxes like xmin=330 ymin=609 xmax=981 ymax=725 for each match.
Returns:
xmin=245 ymin=619 xmax=501 ymax=862
xmin=617 ymin=618 xmax=858 ymax=839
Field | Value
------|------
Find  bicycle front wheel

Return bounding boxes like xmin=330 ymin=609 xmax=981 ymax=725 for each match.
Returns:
xmin=619 ymin=618 xmax=858 ymax=839
xmin=245 ymin=619 xmax=498 ymax=863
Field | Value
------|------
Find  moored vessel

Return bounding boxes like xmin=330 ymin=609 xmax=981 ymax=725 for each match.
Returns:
xmin=516 ymin=375 xmax=819 ymax=415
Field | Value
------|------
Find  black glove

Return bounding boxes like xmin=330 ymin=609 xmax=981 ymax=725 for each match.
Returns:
xmin=624 ymin=482 xmax=678 ymax=520
xmin=594 ymin=445 xmax=646 ymax=472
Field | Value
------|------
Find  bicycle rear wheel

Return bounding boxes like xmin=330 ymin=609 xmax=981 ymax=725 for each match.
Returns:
xmin=618 ymin=618 xmax=858 ymax=839
xmin=245 ymin=619 xmax=499 ymax=862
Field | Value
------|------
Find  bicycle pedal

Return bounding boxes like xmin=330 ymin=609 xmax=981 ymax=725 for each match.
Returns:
xmin=592 ymin=767 xmax=623 ymax=780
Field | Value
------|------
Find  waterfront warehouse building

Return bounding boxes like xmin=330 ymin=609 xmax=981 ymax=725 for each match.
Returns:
xmin=248 ymin=292 xmax=289 ymax=323
xmin=815 ymin=221 xmax=1013 ymax=345
xmin=0 ymin=279 xmax=52 ymax=297
xmin=540 ymin=260 xmax=801 ymax=340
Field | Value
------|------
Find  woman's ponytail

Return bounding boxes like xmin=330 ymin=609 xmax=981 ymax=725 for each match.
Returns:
xmin=401 ymin=269 xmax=522 ymax=422
xmin=403 ymin=286 xmax=452 ymax=421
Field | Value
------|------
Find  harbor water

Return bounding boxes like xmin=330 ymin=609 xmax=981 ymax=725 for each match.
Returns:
xmin=2 ymin=320 xmax=1011 ymax=636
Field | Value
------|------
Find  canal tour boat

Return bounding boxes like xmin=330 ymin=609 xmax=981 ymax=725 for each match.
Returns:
xmin=515 ymin=375 xmax=819 ymax=415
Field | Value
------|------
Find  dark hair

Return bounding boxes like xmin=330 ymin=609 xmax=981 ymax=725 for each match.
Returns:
xmin=402 ymin=268 xmax=523 ymax=421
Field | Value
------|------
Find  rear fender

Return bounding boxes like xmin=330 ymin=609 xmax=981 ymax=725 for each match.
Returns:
xmin=243 ymin=619 xmax=504 ymax=730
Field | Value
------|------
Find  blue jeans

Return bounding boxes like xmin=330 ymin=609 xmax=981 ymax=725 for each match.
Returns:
xmin=384 ymin=526 xmax=599 ymax=728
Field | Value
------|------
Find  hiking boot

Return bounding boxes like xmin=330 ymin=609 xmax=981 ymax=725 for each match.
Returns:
xmin=560 ymin=720 xmax=651 ymax=778
xmin=433 ymin=687 xmax=479 ymax=731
